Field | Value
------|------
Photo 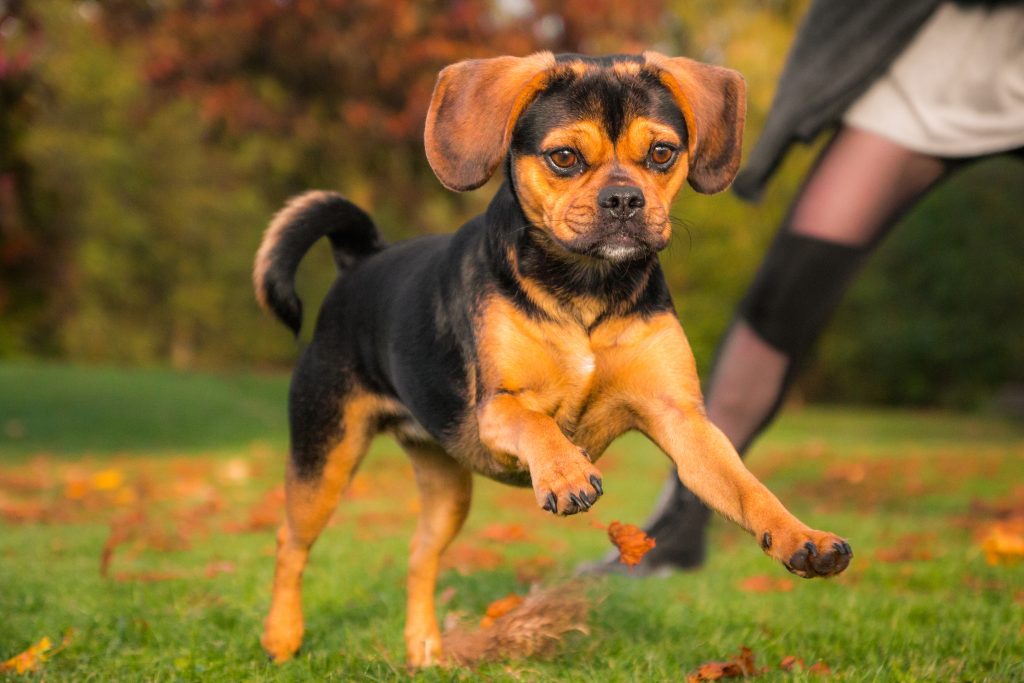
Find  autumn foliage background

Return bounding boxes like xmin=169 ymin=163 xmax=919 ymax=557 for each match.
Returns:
xmin=1 ymin=0 xmax=1022 ymax=408
xmin=2 ymin=3 xmax=1024 ymax=679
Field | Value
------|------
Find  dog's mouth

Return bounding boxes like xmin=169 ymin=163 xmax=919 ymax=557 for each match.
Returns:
xmin=558 ymin=220 xmax=668 ymax=263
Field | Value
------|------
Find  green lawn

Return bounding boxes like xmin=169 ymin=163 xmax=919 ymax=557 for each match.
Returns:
xmin=2 ymin=362 xmax=1023 ymax=681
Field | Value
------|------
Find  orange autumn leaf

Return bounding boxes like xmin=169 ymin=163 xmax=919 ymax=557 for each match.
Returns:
xmin=607 ymin=521 xmax=656 ymax=567
xmin=687 ymin=646 xmax=762 ymax=682
xmin=807 ymin=660 xmax=832 ymax=675
xmin=0 ymin=630 xmax=72 ymax=674
xmin=479 ymin=593 xmax=524 ymax=628
xmin=780 ymin=655 xmax=803 ymax=671
xmin=478 ymin=523 xmax=530 ymax=543
xmin=738 ymin=575 xmax=794 ymax=593
xmin=980 ymin=521 xmax=1024 ymax=565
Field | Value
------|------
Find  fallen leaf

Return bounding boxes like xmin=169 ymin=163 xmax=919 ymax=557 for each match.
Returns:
xmin=478 ymin=523 xmax=530 ymax=543
xmin=480 ymin=593 xmax=524 ymax=628
xmin=0 ymin=630 xmax=72 ymax=674
xmin=780 ymin=655 xmax=803 ymax=671
xmin=204 ymin=560 xmax=236 ymax=578
xmin=739 ymin=575 xmax=794 ymax=593
xmin=441 ymin=545 xmax=505 ymax=575
xmin=980 ymin=519 xmax=1024 ymax=565
xmin=687 ymin=646 xmax=762 ymax=681
xmin=607 ymin=521 xmax=656 ymax=567
xmin=807 ymin=660 xmax=832 ymax=675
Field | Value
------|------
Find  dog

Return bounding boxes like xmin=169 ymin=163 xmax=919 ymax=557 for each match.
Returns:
xmin=253 ymin=51 xmax=852 ymax=667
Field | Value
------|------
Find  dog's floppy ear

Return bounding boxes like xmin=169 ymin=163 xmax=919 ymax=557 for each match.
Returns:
xmin=425 ymin=52 xmax=556 ymax=192
xmin=643 ymin=52 xmax=746 ymax=194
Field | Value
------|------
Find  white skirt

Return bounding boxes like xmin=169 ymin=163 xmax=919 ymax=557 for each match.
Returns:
xmin=843 ymin=1 xmax=1024 ymax=157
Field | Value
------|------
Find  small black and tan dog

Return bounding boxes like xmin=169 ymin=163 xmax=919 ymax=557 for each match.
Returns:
xmin=254 ymin=51 xmax=852 ymax=667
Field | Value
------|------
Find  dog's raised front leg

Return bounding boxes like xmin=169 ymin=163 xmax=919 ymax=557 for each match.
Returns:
xmin=478 ymin=393 xmax=603 ymax=515
xmin=641 ymin=401 xmax=852 ymax=577
xmin=599 ymin=312 xmax=851 ymax=577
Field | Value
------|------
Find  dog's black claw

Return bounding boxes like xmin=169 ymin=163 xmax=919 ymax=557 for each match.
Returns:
xmin=569 ymin=492 xmax=585 ymax=512
xmin=589 ymin=475 xmax=603 ymax=496
xmin=544 ymin=492 xmax=557 ymax=513
xmin=804 ymin=541 xmax=818 ymax=557
xmin=834 ymin=541 xmax=853 ymax=556
xmin=761 ymin=531 xmax=772 ymax=550
xmin=578 ymin=490 xmax=594 ymax=508
xmin=843 ymin=541 xmax=853 ymax=555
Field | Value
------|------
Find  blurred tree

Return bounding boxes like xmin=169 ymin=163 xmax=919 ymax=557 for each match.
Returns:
xmin=0 ymin=1 xmax=67 ymax=357
xmin=3 ymin=0 xmax=1021 ymax=408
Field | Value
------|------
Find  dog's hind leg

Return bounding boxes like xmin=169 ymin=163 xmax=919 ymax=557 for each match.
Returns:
xmin=261 ymin=366 xmax=381 ymax=663
xmin=402 ymin=441 xmax=472 ymax=668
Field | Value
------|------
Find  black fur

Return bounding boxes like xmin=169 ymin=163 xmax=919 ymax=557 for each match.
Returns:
xmin=266 ymin=59 xmax=682 ymax=480
xmin=260 ymin=193 xmax=384 ymax=335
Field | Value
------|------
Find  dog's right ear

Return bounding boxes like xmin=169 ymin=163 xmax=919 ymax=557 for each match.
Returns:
xmin=425 ymin=52 xmax=555 ymax=192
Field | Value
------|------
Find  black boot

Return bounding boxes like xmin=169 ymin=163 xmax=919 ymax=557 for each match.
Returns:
xmin=577 ymin=473 xmax=712 ymax=577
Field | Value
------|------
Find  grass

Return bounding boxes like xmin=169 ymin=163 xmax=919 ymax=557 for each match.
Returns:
xmin=2 ymin=362 xmax=1024 ymax=681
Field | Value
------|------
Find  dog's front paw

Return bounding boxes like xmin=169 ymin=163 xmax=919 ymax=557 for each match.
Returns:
xmin=531 ymin=449 xmax=603 ymax=516
xmin=261 ymin=605 xmax=303 ymax=663
xmin=762 ymin=528 xmax=852 ymax=579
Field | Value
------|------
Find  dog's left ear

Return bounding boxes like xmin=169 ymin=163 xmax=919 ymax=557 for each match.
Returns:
xmin=644 ymin=52 xmax=746 ymax=194
xmin=425 ymin=52 xmax=556 ymax=192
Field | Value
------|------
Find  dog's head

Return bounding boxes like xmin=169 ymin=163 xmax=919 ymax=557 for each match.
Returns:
xmin=425 ymin=52 xmax=745 ymax=262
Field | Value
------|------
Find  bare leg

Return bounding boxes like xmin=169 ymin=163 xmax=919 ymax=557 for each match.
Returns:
xmin=607 ymin=126 xmax=958 ymax=574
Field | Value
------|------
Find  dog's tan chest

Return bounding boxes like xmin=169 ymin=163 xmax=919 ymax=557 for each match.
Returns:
xmin=474 ymin=297 xmax=696 ymax=459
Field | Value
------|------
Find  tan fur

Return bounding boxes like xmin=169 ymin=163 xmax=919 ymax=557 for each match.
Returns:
xmin=512 ymin=115 xmax=689 ymax=252
xmin=261 ymin=392 xmax=396 ymax=662
xmin=643 ymin=51 xmax=747 ymax=194
xmin=404 ymin=442 xmax=473 ymax=667
xmin=424 ymin=52 xmax=556 ymax=191
xmin=253 ymin=190 xmax=336 ymax=313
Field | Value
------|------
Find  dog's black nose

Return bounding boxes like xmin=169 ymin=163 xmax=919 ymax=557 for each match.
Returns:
xmin=597 ymin=185 xmax=645 ymax=219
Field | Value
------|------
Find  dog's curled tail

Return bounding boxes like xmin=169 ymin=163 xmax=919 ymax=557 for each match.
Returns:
xmin=253 ymin=191 xmax=384 ymax=335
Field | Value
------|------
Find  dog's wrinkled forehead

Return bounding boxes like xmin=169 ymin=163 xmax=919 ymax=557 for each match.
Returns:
xmin=511 ymin=55 xmax=687 ymax=153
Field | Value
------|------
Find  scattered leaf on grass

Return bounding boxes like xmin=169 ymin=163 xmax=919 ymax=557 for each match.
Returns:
xmin=780 ymin=655 xmax=802 ymax=671
xmin=443 ymin=584 xmax=588 ymax=667
xmin=478 ymin=523 xmax=530 ymax=543
xmin=738 ymin=575 xmax=794 ymax=593
xmin=607 ymin=521 xmax=656 ymax=567
xmin=480 ymin=593 xmax=525 ymax=628
xmin=980 ymin=520 xmax=1024 ymax=565
xmin=0 ymin=630 xmax=73 ymax=674
xmin=807 ymin=661 xmax=832 ymax=674
xmin=686 ymin=646 xmax=762 ymax=681
xmin=780 ymin=655 xmax=832 ymax=675
xmin=441 ymin=545 xmax=505 ymax=575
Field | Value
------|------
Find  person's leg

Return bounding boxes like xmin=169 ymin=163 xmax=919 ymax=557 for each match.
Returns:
xmin=602 ymin=127 xmax=957 ymax=574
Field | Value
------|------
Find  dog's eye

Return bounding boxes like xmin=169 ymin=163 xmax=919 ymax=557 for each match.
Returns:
xmin=546 ymin=148 xmax=581 ymax=172
xmin=648 ymin=143 xmax=677 ymax=169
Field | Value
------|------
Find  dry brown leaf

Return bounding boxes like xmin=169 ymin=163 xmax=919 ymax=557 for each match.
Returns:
xmin=480 ymin=593 xmax=524 ymax=628
xmin=607 ymin=521 xmax=656 ymax=567
xmin=0 ymin=630 xmax=72 ymax=674
xmin=738 ymin=575 xmax=794 ymax=593
xmin=686 ymin=646 xmax=762 ymax=682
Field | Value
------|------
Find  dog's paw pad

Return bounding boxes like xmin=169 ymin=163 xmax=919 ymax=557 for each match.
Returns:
xmin=782 ymin=533 xmax=852 ymax=578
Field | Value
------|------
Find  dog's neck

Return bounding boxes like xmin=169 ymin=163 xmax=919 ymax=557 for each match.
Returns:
xmin=484 ymin=181 xmax=658 ymax=328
